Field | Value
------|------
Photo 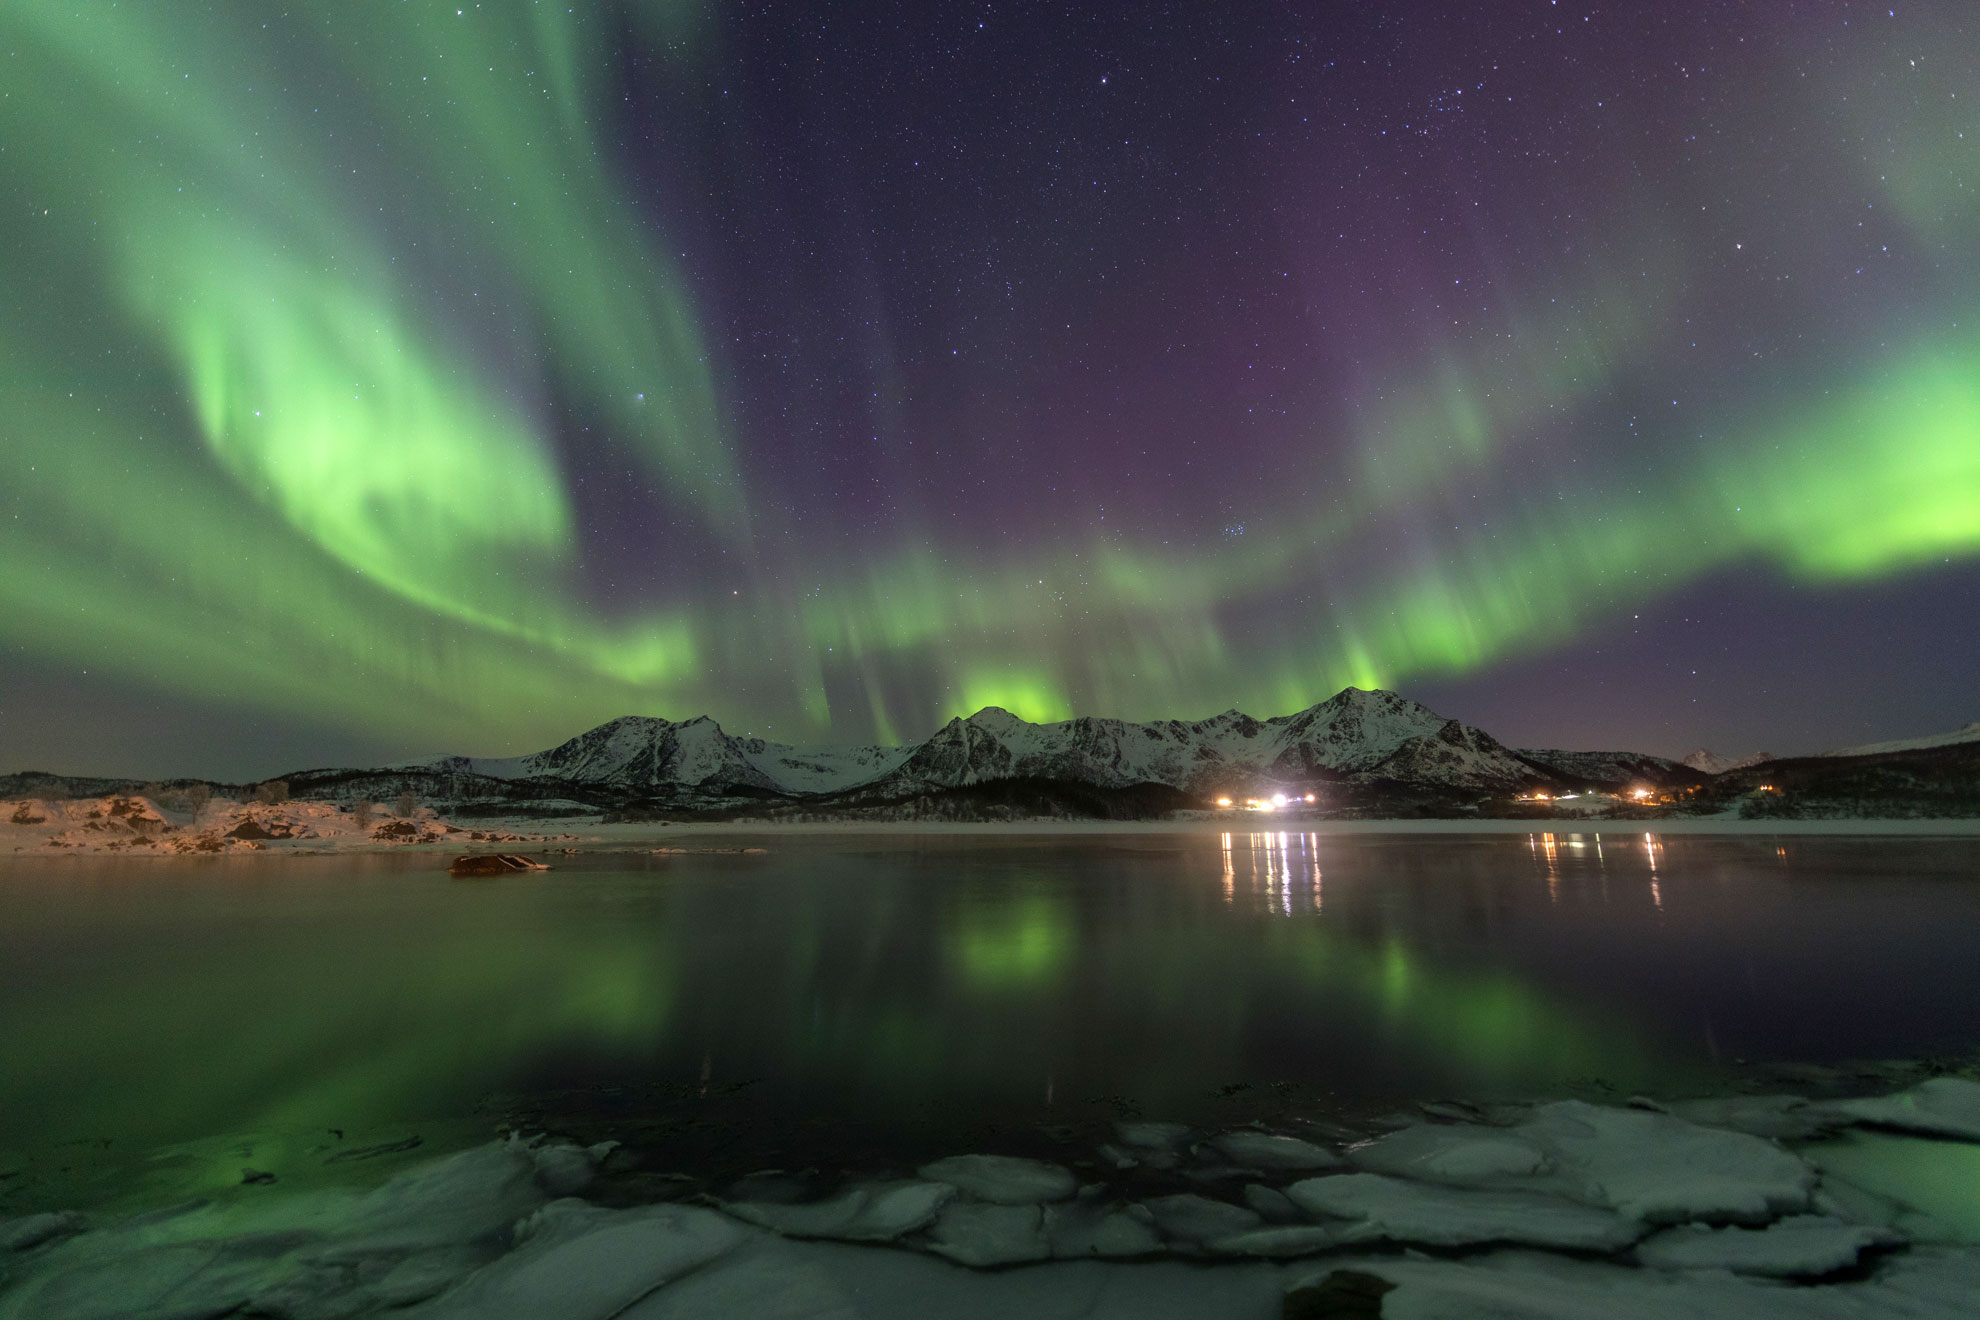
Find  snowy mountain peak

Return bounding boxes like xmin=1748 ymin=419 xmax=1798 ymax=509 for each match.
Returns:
xmin=1681 ymin=748 xmax=1774 ymax=775
xmin=849 ymin=687 xmax=1543 ymax=797
xmin=962 ymin=706 xmax=1029 ymax=737
xmin=424 ymin=686 xmax=1565 ymax=802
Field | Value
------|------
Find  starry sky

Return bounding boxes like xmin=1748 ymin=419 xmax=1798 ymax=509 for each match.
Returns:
xmin=3 ymin=1 xmax=1977 ymax=780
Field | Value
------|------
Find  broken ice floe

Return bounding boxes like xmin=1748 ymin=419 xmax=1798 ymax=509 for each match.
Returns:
xmin=1633 ymin=1214 xmax=1903 ymax=1278
xmin=4 ymin=1084 xmax=1980 ymax=1319
xmin=916 ymin=1154 xmax=1078 ymax=1204
xmin=1346 ymin=1098 xmax=1816 ymax=1223
xmin=1830 ymin=1076 xmax=1980 ymax=1142
xmin=1206 ymin=1129 xmax=1342 ymax=1172
xmin=1287 ymin=1172 xmax=1645 ymax=1252
xmin=720 ymin=1181 xmax=954 ymax=1241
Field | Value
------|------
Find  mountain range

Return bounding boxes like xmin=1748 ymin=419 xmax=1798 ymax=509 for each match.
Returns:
xmin=8 ymin=686 xmax=1975 ymax=821
xmin=404 ymin=687 xmax=1693 ymax=805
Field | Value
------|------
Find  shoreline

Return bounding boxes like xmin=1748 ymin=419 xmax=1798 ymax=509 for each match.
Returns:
xmin=7 ymin=786 xmax=1980 ymax=861
xmin=8 ymin=806 xmax=1980 ymax=859
xmin=572 ymin=815 xmax=1980 ymax=841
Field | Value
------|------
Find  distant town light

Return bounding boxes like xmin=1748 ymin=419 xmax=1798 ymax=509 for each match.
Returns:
xmin=1272 ymin=793 xmax=1288 ymax=806
xmin=1215 ymin=797 xmax=1233 ymax=808
xmin=1304 ymin=792 xmax=1316 ymax=803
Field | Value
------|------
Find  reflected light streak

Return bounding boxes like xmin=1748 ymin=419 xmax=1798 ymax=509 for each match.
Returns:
xmin=1280 ymin=832 xmax=1292 ymax=916
xmin=1310 ymin=836 xmax=1324 ymax=916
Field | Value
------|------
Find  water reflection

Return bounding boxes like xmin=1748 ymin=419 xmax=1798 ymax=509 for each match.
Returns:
xmin=1518 ymin=831 xmax=1687 ymax=913
xmin=1221 ymin=832 xmax=1324 ymax=916
xmin=3 ymin=834 xmax=1977 ymax=1215
xmin=952 ymin=895 xmax=1073 ymax=986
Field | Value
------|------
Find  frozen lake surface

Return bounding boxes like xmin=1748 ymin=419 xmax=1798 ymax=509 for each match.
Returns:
xmin=3 ymin=831 xmax=1978 ymax=1317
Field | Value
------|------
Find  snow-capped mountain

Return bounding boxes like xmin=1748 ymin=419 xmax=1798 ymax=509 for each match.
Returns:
xmin=420 ymin=716 xmax=907 ymax=795
xmin=1822 ymin=721 xmax=1980 ymax=759
xmin=424 ymin=688 xmax=1546 ymax=800
xmin=729 ymin=735 xmax=913 ymax=794
xmin=1680 ymin=748 xmax=1774 ymax=775
xmin=868 ymin=688 xmax=1541 ymax=795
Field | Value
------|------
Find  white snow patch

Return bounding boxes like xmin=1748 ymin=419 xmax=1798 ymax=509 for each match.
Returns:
xmin=1825 ymin=722 xmax=1980 ymax=758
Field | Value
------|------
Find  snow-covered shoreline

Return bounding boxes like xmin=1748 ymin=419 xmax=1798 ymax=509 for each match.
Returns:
xmin=578 ymin=815 xmax=1980 ymax=840
xmin=7 ymin=794 xmax=1980 ymax=858
xmin=0 ymin=795 xmax=577 ymax=856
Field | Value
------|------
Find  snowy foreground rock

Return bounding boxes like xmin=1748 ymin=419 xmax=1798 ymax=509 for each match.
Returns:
xmin=3 ymin=1082 xmax=1978 ymax=1318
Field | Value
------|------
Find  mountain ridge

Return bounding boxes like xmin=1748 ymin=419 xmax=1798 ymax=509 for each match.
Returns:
xmin=1821 ymin=721 xmax=1980 ymax=759
xmin=407 ymin=687 xmax=1683 ymax=801
xmin=1681 ymin=747 xmax=1775 ymax=775
xmin=13 ymin=691 xmax=1978 ymax=821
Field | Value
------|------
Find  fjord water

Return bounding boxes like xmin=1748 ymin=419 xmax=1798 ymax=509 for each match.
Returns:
xmin=3 ymin=831 xmax=1978 ymax=1213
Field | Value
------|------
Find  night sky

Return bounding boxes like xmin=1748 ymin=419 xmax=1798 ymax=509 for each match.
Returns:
xmin=3 ymin=1 xmax=1977 ymax=780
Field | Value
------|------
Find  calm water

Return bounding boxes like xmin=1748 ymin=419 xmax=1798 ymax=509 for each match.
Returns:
xmin=3 ymin=831 xmax=1978 ymax=1212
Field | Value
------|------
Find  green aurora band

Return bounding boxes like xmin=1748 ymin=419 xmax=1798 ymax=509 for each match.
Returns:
xmin=2 ymin=5 xmax=1977 ymax=756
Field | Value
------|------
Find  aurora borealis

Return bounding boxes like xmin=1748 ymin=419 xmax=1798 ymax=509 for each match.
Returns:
xmin=3 ymin=2 xmax=1978 ymax=778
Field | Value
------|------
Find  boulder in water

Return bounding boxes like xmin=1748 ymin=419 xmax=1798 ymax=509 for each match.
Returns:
xmin=449 ymin=854 xmax=549 ymax=876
